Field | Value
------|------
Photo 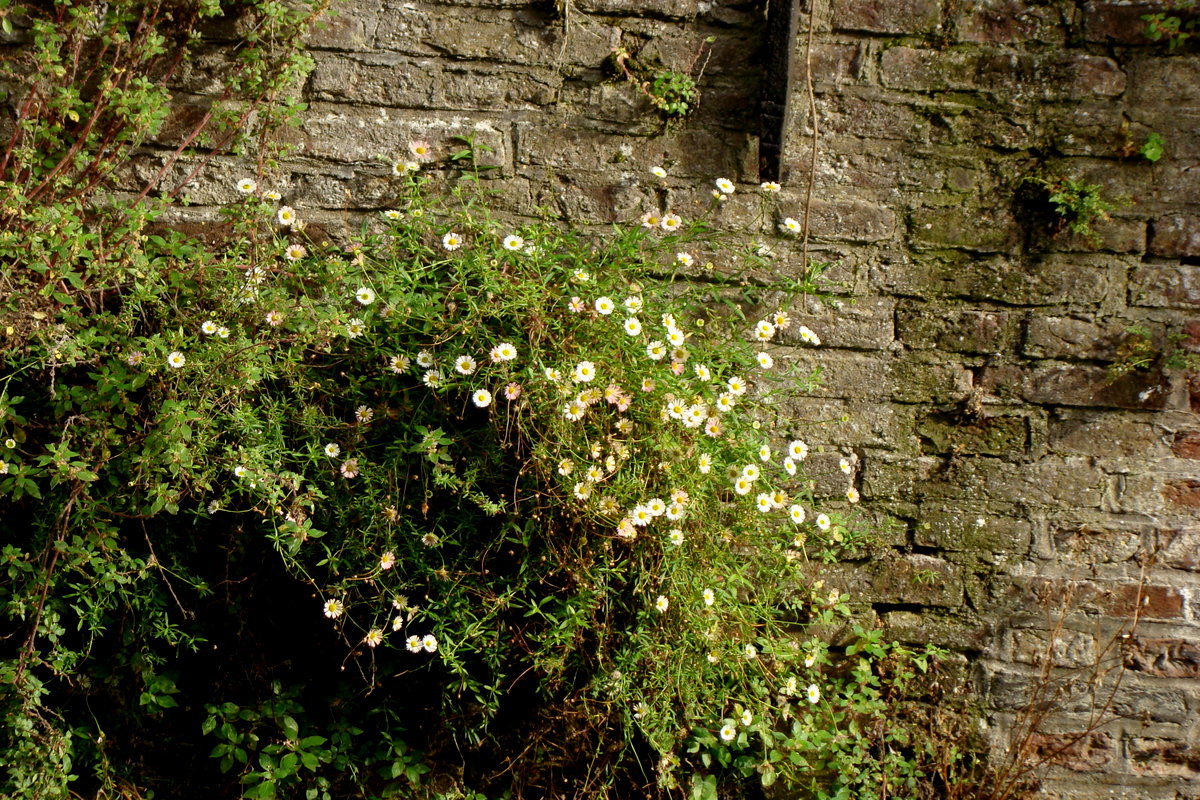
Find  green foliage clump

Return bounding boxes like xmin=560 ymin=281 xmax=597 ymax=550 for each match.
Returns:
xmin=606 ymin=44 xmax=708 ymax=120
xmin=1022 ymin=174 xmax=1122 ymax=244
xmin=1143 ymin=0 xmax=1197 ymax=49
xmin=1108 ymin=324 xmax=1200 ymax=382
xmin=0 ymin=4 xmax=958 ymax=800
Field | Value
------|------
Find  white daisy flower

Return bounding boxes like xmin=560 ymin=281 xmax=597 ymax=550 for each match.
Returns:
xmin=365 ymin=629 xmax=384 ymax=648
xmin=623 ymin=318 xmax=642 ymax=336
xmin=646 ymin=341 xmax=667 ymax=361
xmin=715 ymin=178 xmax=735 ymax=194
xmin=676 ymin=252 xmax=693 ymax=267
xmin=277 ymin=206 xmax=297 ymax=226
xmin=490 ymin=342 xmax=518 ymax=362
xmin=442 ymin=232 xmax=463 ymax=251
xmin=422 ymin=634 xmax=438 ymax=653
xmin=754 ymin=320 xmax=776 ymax=341
xmin=166 ymin=351 xmax=186 ymax=369
xmin=667 ymin=528 xmax=684 ymax=546
xmin=594 ymin=296 xmax=615 ymax=315
xmin=719 ymin=722 xmax=736 ymax=742
xmin=356 ymin=287 xmax=376 ymax=305
xmin=654 ymin=595 xmax=669 ymax=613
xmin=847 ymin=487 xmax=860 ymax=503
xmin=660 ymin=213 xmax=682 ymax=232
xmin=741 ymin=464 xmax=761 ymax=481
xmin=284 ymin=244 xmax=307 ymax=261
xmin=799 ymin=325 xmax=822 ymax=345
xmin=624 ymin=296 xmax=643 ymax=313
xmin=406 ymin=635 xmax=423 ymax=653
xmin=727 ymin=376 xmax=747 ymax=396
xmin=788 ymin=504 xmax=806 ymax=524
xmin=702 ymin=588 xmax=715 ymax=606
xmin=807 ymin=684 xmax=821 ymax=704
xmin=744 ymin=644 xmax=758 ymax=660
xmin=201 ymin=320 xmax=218 ymax=335
xmin=472 ymin=389 xmax=493 ymax=408
xmin=502 ymin=234 xmax=524 ymax=251
xmin=694 ymin=363 xmax=711 ymax=381
xmin=781 ymin=217 xmax=801 ymax=234
xmin=572 ymin=361 xmax=596 ymax=383
xmin=324 ymin=443 xmax=341 ymax=457
xmin=416 ymin=350 xmax=435 ymax=368
xmin=760 ymin=181 xmax=781 ymax=193
xmin=756 ymin=352 xmax=774 ymax=369
xmin=788 ymin=440 xmax=809 ymax=460
xmin=650 ymin=166 xmax=667 ymax=178
xmin=645 ymin=498 xmax=666 ymax=516
xmin=740 ymin=709 xmax=753 ymax=726
xmin=455 ymin=355 xmax=477 ymax=375
xmin=236 ymin=177 xmax=257 ymax=193
xmin=759 ymin=445 xmax=772 ymax=462
xmin=323 ymin=599 xmax=345 ymax=619
xmin=346 ymin=318 xmax=366 ymax=338
xmin=216 ymin=326 xmax=230 ymax=339
xmin=641 ymin=211 xmax=661 ymax=228
xmin=698 ymin=453 xmax=712 ymax=474
xmin=816 ymin=513 xmax=831 ymax=531
xmin=756 ymin=493 xmax=773 ymax=512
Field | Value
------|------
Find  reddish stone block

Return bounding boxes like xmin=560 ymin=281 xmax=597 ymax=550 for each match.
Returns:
xmin=1124 ymin=637 xmax=1200 ymax=678
xmin=1149 ymin=216 xmax=1200 ymax=258
xmin=1129 ymin=738 xmax=1200 ymax=779
xmin=831 ymin=0 xmax=941 ymax=33
xmin=1172 ymin=431 xmax=1200 ymax=459
xmin=1028 ymin=731 xmax=1114 ymax=772
xmin=1164 ymin=480 xmax=1200 ymax=508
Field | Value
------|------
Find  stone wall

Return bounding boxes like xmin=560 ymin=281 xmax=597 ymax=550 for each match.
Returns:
xmin=163 ymin=1 xmax=1199 ymax=796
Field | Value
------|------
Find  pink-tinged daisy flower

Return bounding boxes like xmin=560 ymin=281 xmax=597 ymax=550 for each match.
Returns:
xmin=409 ymin=140 xmax=434 ymax=161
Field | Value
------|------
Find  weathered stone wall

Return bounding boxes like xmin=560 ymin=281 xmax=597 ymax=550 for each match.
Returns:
xmin=163 ymin=1 xmax=1199 ymax=796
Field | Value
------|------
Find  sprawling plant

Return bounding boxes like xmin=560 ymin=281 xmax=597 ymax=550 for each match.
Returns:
xmin=1 ymin=3 xmax=948 ymax=799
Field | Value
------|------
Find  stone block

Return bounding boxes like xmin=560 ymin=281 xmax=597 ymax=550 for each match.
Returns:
xmin=1083 ymin=2 xmax=1169 ymax=45
xmin=1052 ymin=523 xmax=1150 ymax=564
xmin=881 ymin=48 xmax=1125 ymax=99
xmin=1006 ymin=627 xmax=1097 ymax=669
xmin=784 ymin=296 xmax=895 ymax=350
xmin=1171 ymin=431 xmax=1200 ymax=459
xmin=1156 ymin=528 xmax=1199 ymax=571
xmin=1163 ymin=480 xmax=1200 ymax=509
xmin=808 ymin=199 xmax=897 ymax=243
xmin=889 ymin=354 xmax=975 ymax=404
xmin=954 ymin=0 xmax=1068 ymax=44
xmin=830 ymin=0 xmax=942 ymax=34
xmin=914 ymin=507 xmax=1033 ymax=553
xmin=373 ymin=4 xmax=613 ymax=68
xmin=1028 ymin=731 xmax=1115 ymax=772
xmin=814 ymin=553 xmax=966 ymax=607
xmin=1047 ymin=217 xmax=1147 ymax=256
xmin=308 ymin=0 xmax=383 ymax=50
xmin=898 ymin=304 xmax=1017 ymax=354
xmin=1048 ymin=409 xmax=1173 ymax=459
xmin=297 ymin=104 xmax=509 ymax=169
xmin=909 ymin=206 xmax=1021 ymax=252
xmin=1124 ymin=637 xmax=1200 ymax=679
xmin=514 ymin=124 xmax=749 ymax=180
xmin=574 ymin=0 xmax=698 ymax=17
xmin=775 ymin=398 xmax=910 ymax=450
xmin=309 ymin=54 xmax=561 ymax=110
xmin=1023 ymin=316 xmax=1129 ymax=361
xmin=1022 ymin=364 xmax=1171 ymax=410
xmin=1149 ymin=216 xmax=1200 ymax=258
xmin=876 ymin=253 xmax=1120 ymax=306
xmin=1131 ymin=265 xmax=1200 ymax=308
xmin=916 ymin=411 xmax=1030 ymax=457
xmin=865 ymin=453 xmax=1106 ymax=507
xmin=1128 ymin=738 xmax=1200 ymax=779
xmin=1127 ymin=56 xmax=1200 ymax=107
